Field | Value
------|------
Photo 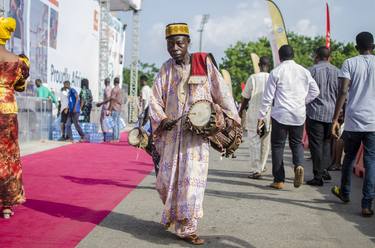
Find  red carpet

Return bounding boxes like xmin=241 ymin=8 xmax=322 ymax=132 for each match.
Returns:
xmin=0 ymin=133 xmax=154 ymax=248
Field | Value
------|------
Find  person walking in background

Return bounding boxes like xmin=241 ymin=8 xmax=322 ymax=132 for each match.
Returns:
xmin=79 ymin=78 xmax=93 ymax=123
xmin=65 ymin=81 xmax=85 ymax=142
xmin=258 ymin=45 xmax=320 ymax=190
xmin=35 ymin=78 xmax=57 ymax=106
xmin=96 ymin=78 xmax=112 ymax=141
xmin=238 ymin=56 xmax=271 ymax=179
xmin=0 ymin=17 xmax=30 ymax=219
xmin=140 ymin=75 xmax=151 ymax=126
xmin=305 ymin=46 xmax=340 ymax=186
xmin=331 ymin=32 xmax=375 ymax=218
xmin=108 ymin=77 xmax=123 ymax=142
xmin=58 ymin=81 xmax=70 ymax=141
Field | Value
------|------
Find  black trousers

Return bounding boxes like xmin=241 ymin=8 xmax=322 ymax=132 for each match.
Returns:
xmin=306 ymin=117 xmax=332 ymax=180
xmin=66 ymin=112 xmax=85 ymax=139
xmin=271 ymin=118 xmax=305 ymax=183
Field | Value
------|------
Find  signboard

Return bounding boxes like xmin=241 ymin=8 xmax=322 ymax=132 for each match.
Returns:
xmin=4 ymin=0 xmax=125 ymax=101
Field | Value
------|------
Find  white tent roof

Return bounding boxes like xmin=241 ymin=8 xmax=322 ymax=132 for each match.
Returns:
xmin=109 ymin=0 xmax=141 ymax=11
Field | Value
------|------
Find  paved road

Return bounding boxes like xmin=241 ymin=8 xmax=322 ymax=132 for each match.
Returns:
xmin=77 ymin=139 xmax=374 ymax=248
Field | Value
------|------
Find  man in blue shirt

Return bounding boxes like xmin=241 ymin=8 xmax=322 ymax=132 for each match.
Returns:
xmin=65 ymin=81 xmax=85 ymax=141
xmin=331 ymin=32 xmax=375 ymax=218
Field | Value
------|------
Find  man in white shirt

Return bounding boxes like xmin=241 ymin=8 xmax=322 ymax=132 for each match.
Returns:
xmin=239 ymin=56 xmax=271 ymax=179
xmin=258 ymin=45 xmax=320 ymax=189
xmin=331 ymin=32 xmax=375 ymax=217
xmin=140 ymin=75 xmax=151 ymax=126
xmin=58 ymin=81 xmax=70 ymax=141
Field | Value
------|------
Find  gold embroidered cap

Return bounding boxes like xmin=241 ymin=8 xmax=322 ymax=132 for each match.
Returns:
xmin=0 ymin=17 xmax=16 ymax=45
xmin=165 ymin=23 xmax=189 ymax=39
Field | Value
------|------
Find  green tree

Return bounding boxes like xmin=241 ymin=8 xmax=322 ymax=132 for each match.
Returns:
xmin=122 ymin=62 xmax=159 ymax=94
xmin=220 ymin=33 xmax=358 ymax=101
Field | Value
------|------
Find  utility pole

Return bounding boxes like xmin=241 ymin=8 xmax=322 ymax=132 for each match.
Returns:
xmin=198 ymin=14 xmax=209 ymax=52
xmin=98 ymin=0 xmax=110 ymax=99
xmin=129 ymin=9 xmax=140 ymax=123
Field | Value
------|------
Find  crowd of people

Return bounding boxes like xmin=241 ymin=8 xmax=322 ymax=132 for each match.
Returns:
xmin=240 ymin=33 xmax=374 ymax=218
xmin=0 ymin=16 xmax=374 ymax=246
xmin=144 ymin=24 xmax=375 ymax=245
xmin=33 ymin=72 xmax=125 ymax=143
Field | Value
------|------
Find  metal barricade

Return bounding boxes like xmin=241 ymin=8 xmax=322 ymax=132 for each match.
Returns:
xmin=16 ymin=96 xmax=129 ymax=143
xmin=16 ymin=96 xmax=53 ymax=143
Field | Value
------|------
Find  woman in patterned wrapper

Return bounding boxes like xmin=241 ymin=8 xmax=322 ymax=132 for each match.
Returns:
xmin=0 ymin=17 xmax=30 ymax=219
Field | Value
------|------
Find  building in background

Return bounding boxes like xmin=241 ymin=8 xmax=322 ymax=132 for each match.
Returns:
xmin=1 ymin=0 xmax=126 ymax=102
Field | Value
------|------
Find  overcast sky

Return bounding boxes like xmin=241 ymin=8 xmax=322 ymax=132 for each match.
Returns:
xmin=117 ymin=0 xmax=375 ymax=67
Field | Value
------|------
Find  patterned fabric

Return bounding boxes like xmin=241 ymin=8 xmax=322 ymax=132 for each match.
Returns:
xmin=306 ymin=61 xmax=340 ymax=123
xmin=175 ymin=218 xmax=198 ymax=238
xmin=0 ymin=57 xmax=30 ymax=114
xmin=0 ymin=114 xmax=25 ymax=207
xmin=0 ymin=56 xmax=29 ymax=207
xmin=79 ymin=88 xmax=93 ymax=123
xmin=149 ymin=56 xmax=240 ymax=231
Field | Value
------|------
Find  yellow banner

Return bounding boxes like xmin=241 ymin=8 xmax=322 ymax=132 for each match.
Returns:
xmin=250 ymin=53 xmax=260 ymax=74
xmin=267 ymin=0 xmax=288 ymax=65
xmin=221 ymin=69 xmax=233 ymax=96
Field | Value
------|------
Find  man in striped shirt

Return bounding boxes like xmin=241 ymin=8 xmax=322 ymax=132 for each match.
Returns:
xmin=306 ymin=46 xmax=340 ymax=186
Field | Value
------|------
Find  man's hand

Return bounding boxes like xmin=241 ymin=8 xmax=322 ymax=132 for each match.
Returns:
xmin=257 ymin=119 xmax=265 ymax=136
xmin=63 ymin=108 xmax=68 ymax=114
xmin=238 ymin=110 xmax=243 ymax=120
xmin=331 ymin=120 xmax=341 ymax=139
xmin=160 ymin=118 xmax=176 ymax=131
xmin=106 ymin=110 xmax=111 ymax=116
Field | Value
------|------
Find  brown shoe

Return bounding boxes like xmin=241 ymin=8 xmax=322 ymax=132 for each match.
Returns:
xmin=181 ymin=234 xmax=205 ymax=245
xmin=270 ymin=182 xmax=284 ymax=189
xmin=361 ymin=208 xmax=374 ymax=217
xmin=294 ymin=166 xmax=304 ymax=188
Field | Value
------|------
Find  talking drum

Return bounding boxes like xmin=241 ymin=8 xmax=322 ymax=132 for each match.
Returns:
xmin=209 ymin=118 xmax=243 ymax=157
xmin=127 ymin=127 xmax=149 ymax=149
xmin=185 ymin=100 xmax=225 ymax=136
xmin=186 ymin=100 xmax=242 ymax=157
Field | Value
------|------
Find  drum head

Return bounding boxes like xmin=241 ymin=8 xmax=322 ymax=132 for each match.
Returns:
xmin=188 ymin=101 xmax=212 ymax=127
xmin=128 ymin=128 xmax=141 ymax=146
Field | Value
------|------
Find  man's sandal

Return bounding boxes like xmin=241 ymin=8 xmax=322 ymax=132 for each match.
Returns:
xmin=181 ymin=234 xmax=205 ymax=245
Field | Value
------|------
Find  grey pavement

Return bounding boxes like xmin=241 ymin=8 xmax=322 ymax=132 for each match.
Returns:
xmin=75 ymin=138 xmax=375 ymax=248
xmin=20 ymin=140 xmax=70 ymax=156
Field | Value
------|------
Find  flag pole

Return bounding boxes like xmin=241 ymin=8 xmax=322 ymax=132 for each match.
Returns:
xmin=326 ymin=2 xmax=331 ymax=48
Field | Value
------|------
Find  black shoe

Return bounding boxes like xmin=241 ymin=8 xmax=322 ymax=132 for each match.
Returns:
xmin=58 ymin=136 xmax=66 ymax=141
xmin=331 ymin=186 xmax=350 ymax=203
xmin=306 ymin=178 xmax=323 ymax=186
xmin=322 ymin=170 xmax=332 ymax=181
xmin=248 ymin=172 xmax=262 ymax=179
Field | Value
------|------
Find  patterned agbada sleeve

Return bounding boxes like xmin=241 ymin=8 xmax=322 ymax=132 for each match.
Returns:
xmin=149 ymin=66 xmax=168 ymax=134
xmin=207 ymin=57 xmax=241 ymax=125
xmin=14 ymin=54 xmax=30 ymax=92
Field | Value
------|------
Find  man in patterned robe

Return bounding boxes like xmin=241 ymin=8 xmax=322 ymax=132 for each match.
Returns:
xmin=149 ymin=23 xmax=240 ymax=245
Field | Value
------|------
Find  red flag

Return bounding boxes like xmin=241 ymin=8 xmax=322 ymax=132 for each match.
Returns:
xmin=241 ymin=82 xmax=245 ymax=92
xmin=326 ymin=2 xmax=331 ymax=48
